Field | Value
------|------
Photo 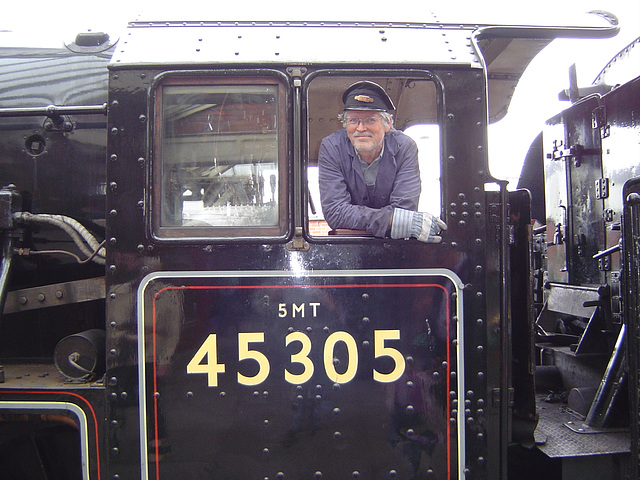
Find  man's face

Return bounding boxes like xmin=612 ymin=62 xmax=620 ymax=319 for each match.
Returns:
xmin=345 ymin=110 xmax=391 ymax=155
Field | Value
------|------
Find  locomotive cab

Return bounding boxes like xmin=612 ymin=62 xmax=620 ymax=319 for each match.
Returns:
xmin=0 ymin=8 xmax=629 ymax=480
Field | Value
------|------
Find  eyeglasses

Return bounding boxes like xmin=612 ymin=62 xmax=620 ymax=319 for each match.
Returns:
xmin=345 ymin=116 xmax=381 ymax=127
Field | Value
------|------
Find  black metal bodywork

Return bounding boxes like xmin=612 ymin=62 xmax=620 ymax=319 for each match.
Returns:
xmin=1 ymin=13 xmax=636 ymax=480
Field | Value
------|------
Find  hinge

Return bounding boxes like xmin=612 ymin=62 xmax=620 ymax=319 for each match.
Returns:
xmin=592 ymin=105 xmax=610 ymax=138
xmin=549 ymin=143 xmax=584 ymax=166
xmin=595 ymin=178 xmax=610 ymax=199
xmin=286 ymin=227 xmax=309 ymax=251
xmin=492 ymin=387 xmax=515 ymax=407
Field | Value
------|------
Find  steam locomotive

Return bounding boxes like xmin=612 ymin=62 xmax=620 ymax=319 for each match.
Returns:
xmin=0 ymin=7 xmax=638 ymax=480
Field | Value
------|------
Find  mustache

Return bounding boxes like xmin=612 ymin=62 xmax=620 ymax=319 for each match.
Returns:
xmin=352 ymin=132 xmax=373 ymax=138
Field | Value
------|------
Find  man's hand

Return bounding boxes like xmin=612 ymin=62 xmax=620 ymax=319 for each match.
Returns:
xmin=390 ymin=208 xmax=448 ymax=243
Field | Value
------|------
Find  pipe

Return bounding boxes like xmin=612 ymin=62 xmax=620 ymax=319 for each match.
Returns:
xmin=12 ymin=212 xmax=105 ymax=265
xmin=0 ymin=234 xmax=15 ymax=383
xmin=585 ymin=324 xmax=626 ymax=428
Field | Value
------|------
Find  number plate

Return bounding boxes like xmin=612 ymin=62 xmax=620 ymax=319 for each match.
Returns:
xmin=138 ymin=270 xmax=463 ymax=479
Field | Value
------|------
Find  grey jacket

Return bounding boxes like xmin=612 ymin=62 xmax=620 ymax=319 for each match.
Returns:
xmin=318 ymin=129 xmax=421 ymax=237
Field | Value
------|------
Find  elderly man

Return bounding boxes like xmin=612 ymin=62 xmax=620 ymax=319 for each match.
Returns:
xmin=318 ymin=81 xmax=446 ymax=242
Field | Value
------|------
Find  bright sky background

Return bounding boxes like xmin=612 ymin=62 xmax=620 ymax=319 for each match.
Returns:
xmin=487 ymin=0 xmax=640 ymax=187
xmin=2 ymin=0 xmax=639 ymax=189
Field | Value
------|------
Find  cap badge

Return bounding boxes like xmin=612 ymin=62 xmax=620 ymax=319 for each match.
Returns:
xmin=354 ymin=95 xmax=374 ymax=103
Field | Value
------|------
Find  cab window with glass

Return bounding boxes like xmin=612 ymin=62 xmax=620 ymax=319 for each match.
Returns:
xmin=153 ymin=77 xmax=287 ymax=239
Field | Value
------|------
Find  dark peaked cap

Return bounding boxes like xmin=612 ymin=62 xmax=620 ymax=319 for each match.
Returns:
xmin=342 ymin=81 xmax=395 ymax=112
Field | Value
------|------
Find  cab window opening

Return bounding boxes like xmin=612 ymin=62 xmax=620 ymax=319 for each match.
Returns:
xmin=153 ymin=77 xmax=287 ymax=239
xmin=306 ymin=75 xmax=442 ymax=240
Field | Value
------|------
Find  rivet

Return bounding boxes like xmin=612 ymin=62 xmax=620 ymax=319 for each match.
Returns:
xmin=153 ymin=391 xmax=160 ymax=398
xmin=406 ymin=381 xmax=414 ymax=388
xmin=37 ymin=293 xmax=46 ymax=302
xmin=19 ymin=296 xmax=27 ymax=305
xmin=110 ymin=349 xmax=116 ymax=355
xmin=112 ymin=447 xmax=119 ymax=455
xmin=362 ymin=293 xmax=369 ymax=300
xmin=110 ymin=127 xmax=118 ymax=136
xmin=55 ymin=290 xmax=63 ymax=299
xmin=333 ymin=431 xmax=341 ymax=439
xmin=110 ymin=154 xmax=118 ymax=162
xmin=109 ymin=209 xmax=117 ymax=216
xmin=186 ymin=391 xmax=193 ymax=398
xmin=362 ymin=316 xmax=370 ymax=324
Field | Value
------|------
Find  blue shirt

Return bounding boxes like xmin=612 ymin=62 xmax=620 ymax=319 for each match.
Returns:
xmin=318 ymin=128 xmax=421 ymax=237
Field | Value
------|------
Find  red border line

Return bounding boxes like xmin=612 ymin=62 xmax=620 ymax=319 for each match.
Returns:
xmin=1 ymin=389 xmax=101 ymax=480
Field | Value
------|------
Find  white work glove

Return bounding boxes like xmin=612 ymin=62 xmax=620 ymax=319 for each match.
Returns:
xmin=390 ymin=208 xmax=447 ymax=243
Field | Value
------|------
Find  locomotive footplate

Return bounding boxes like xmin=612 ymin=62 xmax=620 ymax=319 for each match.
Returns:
xmin=534 ymin=394 xmax=630 ymax=457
